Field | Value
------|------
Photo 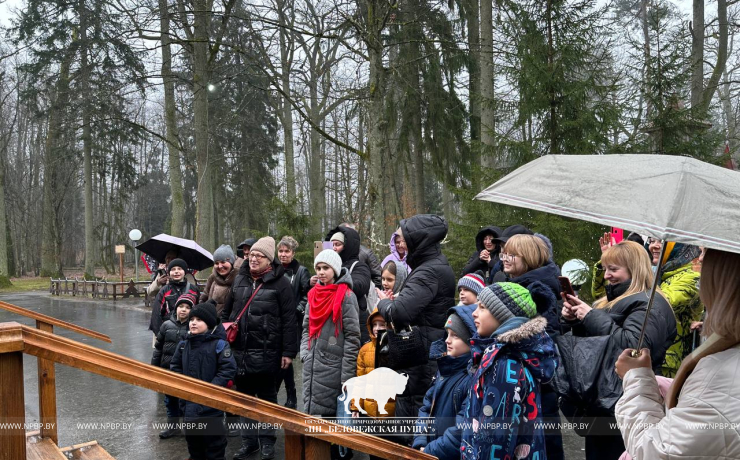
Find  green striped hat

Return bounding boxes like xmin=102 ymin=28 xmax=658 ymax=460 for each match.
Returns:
xmin=478 ymin=282 xmax=538 ymax=323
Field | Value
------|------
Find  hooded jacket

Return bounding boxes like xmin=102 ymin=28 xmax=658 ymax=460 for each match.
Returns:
xmin=221 ymin=261 xmax=298 ymax=374
xmin=377 ymin=214 xmax=456 ymax=419
xmin=325 ymin=226 xmax=372 ymax=313
xmin=152 ymin=311 xmax=190 ymax=370
xmin=506 ymin=260 xmax=563 ymax=336
xmin=282 ymin=258 xmax=311 ymax=315
xmin=461 ymin=226 xmax=502 ymax=278
xmin=413 ymin=305 xmax=477 ymax=459
xmin=170 ymin=324 xmax=237 ymax=421
xmin=301 ymin=268 xmax=362 ymax=416
xmin=150 ymin=279 xmax=200 ymax=334
xmin=359 ymin=244 xmax=383 ymax=289
xmin=381 ymin=231 xmax=411 ymax=273
xmin=616 ymin=344 xmax=740 ymax=459
xmin=460 ymin=316 xmax=558 ymax=460
xmin=200 ymin=257 xmax=244 ymax=317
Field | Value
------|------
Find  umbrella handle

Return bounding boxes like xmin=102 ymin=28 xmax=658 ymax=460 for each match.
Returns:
xmin=635 ymin=240 xmax=669 ymax=352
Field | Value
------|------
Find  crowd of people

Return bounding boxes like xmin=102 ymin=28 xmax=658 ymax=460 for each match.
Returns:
xmin=146 ymin=215 xmax=740 ymax=460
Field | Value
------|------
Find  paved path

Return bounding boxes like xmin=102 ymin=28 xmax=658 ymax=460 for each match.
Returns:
xmin=0 ymin=292 xmax=585 ymax=459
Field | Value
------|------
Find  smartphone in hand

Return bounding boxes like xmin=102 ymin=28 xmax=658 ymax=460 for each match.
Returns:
xmin=558 ymin=276 xmax=576 ymax=299
xmin=611 ymin=227 xmax=624 ymax=244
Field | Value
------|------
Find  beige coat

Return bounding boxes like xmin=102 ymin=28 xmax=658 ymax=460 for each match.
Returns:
xmin=615 ymin=344 xmax=740 ymax=459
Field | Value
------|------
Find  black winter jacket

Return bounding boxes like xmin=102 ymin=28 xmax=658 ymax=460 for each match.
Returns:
xmin=377 ymin=214 xmax=456 ymax=411
xmin=170 ymin=325 xmax=236 ymax=420
xmin=461 ymin=225 xmax=502 ymax=278
xmin=282 ymin=259 xmax=311 ymax=315
xmin=221 ymin=262 xmax=298 ymax=374
xmin=151 ymin=312 xmax=189 ymax=370
xmin=359 ymin=244 xmax=383 ymax=289
xmin=149 ymin=280 xmax=199 ymax=334
xmin=325 ymin=226 xmax=372 ymax=312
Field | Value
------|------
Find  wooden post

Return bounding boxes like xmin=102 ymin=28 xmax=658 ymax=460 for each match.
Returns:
xmin=0 ymin=351 xmax=26 ymax=460
xmin=285 ymin=432 xmax=305 ymax=460
xmin=304 ymin=437 xmax=331 ymax=460
xmin=36 ymin=320 xmax=58 ymax=444
xmin=119 ymin=254 xmax=124 ymax=283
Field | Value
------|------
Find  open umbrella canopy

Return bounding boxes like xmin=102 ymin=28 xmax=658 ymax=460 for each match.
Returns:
xmin=135 ymin=234 xmax=214 ymax=271
xmin=475 ymin=154 xmax=740 ymax=254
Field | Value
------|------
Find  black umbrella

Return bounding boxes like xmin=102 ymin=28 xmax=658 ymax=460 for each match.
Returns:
xmin=135 ymin=234 xmax=214 ymax=271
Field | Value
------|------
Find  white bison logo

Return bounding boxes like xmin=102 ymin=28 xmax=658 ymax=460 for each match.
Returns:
xmin=338 ymin=367 xmax=409 ymax=415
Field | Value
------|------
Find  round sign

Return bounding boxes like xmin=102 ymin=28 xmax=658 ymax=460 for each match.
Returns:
xmin=562 ymin=259 xmax=589 ymax=286
xmin=129 ymin=229 xmax=142 ymax=241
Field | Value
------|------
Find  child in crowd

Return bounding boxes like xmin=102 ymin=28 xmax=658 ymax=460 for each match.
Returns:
xmin=150 ymin=258 xmax=200 ymax=339
xmin=152 ymin=292 xmax=197 ymax=439
xmin=460 ymin=282 xmax=557 ymax=460
xmin=170 ymin=302 xmax=236 ymax=460
xmin=352 ymin=308 xmax=393 ymax=417
xmin=413 ymin=304 xmax=477 ymax=459
xmin=457 ymin=273 xmax=486 ymax=306
xmin=378 ymin=260 xmax=408 ymax=299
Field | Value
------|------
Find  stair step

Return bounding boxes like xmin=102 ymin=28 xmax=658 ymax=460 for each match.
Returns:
xmin=60 ymin=441 xmax=116 ymax=460
xmin=26 ymin=434 xmax=67 ymax=460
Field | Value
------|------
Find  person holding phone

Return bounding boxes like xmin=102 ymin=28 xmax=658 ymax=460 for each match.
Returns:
xmin=560 ymin=241 xmax=677 ymax=460
xmin=460 ymin=225 xmax=501 ymax=279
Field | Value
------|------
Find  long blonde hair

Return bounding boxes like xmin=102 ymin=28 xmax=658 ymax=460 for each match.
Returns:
xmin=594 ymin=241 xmax=659 ymax=310
xmin=700 ymin=249 xmax=740 ymax=342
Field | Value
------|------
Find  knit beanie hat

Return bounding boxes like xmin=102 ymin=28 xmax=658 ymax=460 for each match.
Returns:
xmin=458 ymin=273 xmax=486 ymax=296
xmin=250 ymin=237 xmax=276 ymax=263
xmin=478 ymin=282 xmax=538 ymax=324
xmin=314 ymin=249 xmax=342 ymax=280
xmin=330 ymin=232 xmax=345 ymax=244
xmin=167 ymin=258 xmax=188 ymax=273
xmin=175 ymin=292 xmax=197 ymax=309
xmin=445 ymin=313 xmax=472 ymax=343
xmin=213 ymin=244 xmax=235 ymax=264
xmin=189 ymin=302 xmax=218 ymax=330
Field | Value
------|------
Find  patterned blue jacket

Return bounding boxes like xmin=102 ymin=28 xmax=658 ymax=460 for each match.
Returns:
xmin=461 ymin=316 xmax=557 ymax=460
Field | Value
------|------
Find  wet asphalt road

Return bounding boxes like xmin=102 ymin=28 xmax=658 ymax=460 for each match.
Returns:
xmin=0 ymin=293 xmax=585 ymax=460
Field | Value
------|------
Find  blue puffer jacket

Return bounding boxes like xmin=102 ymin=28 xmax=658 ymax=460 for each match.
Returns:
xmin=461 ymin=316 xmax=557 ymax=460
xmin=412 ymin=306 xmax=477 ymax=459
xmin=170 ymin=324 xmax=237 ymax=421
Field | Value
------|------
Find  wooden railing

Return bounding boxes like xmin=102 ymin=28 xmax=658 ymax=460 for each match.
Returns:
xmin=49 ymin=278 xmax=206 ymax=308
xmin=0 ymin=320 xmax=433 ymax=460
xmin=0 ymin=300 xmax=111 ymax=448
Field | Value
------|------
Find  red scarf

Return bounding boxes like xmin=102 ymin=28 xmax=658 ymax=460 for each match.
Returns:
xmin=308 ymin=282 xmax=348 ymax=346
xmin=250 ymin=265 xmax=273 ymax=280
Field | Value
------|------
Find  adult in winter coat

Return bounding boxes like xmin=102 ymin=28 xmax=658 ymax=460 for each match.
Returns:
xmin=460 ymin=282 xmax=558 ymax=460
xmin=412 ymin=304 xmax=476 ymax=459
xmin=380 ymin=231 xmax=410 ymax=273
xmin=301 ymin=249 xmax=361 ymax=416
xmin=324 ymin=225 xmax=373 ymax=343
xmin=339 ymin=222 xmax=383 ymax=288
xmin=276 ymin=236 xmax=311 ymax=409
xmin=376 ymin=214 xmax=456 ymax=428
xmin=200 ymin=244 xmax=244 ymax=317
xmin=593 ymin=239 xmax=702 ymax=377
xmin=562 ymin=241 xmax=677 ymax=460
xmin=461 ymin=225 xmax=502 ymax=278
xmin=614 ymin=248 xmax=740 ymax=459
xmin=221 ymin=237 xmax=297 ymax=460
xmin=150 ymin=258 xmax=200 ymax=336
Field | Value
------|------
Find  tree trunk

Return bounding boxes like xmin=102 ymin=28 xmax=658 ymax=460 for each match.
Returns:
xmin=467 ymin=0 xmax=481 ymax=145
xmin=546 ymin=0 xmax=557 ymax=155
xmin=79 ymin=3 xmax=95 ymax=279
xmin=193 ymin=0 xmax=214 ymax=253
xmin=690 ymin=0 xmax=704 ymax=109
xmin=159 ymin=0 xmax=185 ymax=237
xmin=277 ymin=0 xmax=296 ymax=203
xmin=0 ymin=126 xmax=8 ymax=282
xmin=479 ymin=0 xmax=495 ymax=165
xmin=698 ymin=0 xmax=727 ymax=114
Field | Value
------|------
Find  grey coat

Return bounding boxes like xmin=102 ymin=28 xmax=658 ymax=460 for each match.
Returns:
xmin=301 ymin=268 xmax=361 ymax=416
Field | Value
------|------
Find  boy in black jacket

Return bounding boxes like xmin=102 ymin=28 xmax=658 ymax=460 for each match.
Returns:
xmin=152 ymin=292 xmax=197 ymax=439
xmin=171 ymin=303 xmax=237 ymax=460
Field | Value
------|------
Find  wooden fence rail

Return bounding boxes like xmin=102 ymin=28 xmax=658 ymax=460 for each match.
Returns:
xmin=49 ymin=278 xmax=206 ymax=309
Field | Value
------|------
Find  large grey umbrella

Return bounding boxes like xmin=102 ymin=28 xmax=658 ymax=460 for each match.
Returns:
xmin=475 ymin=154 xmax=740 ymax=254
xmin=475 ymin=154 xmax=740 ymax=350
xmin=135 ymin=233 xmax=214 ymax=271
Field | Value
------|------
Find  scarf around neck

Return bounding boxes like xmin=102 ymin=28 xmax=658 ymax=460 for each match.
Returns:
xmin=250 ymin=265 xmax=273 ymax=280
xmin=307 ymin=282 xmax=349 ymax=345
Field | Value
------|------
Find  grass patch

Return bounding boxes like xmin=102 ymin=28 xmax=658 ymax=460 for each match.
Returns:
xmin=0 ymin=277 xmax=49 ymax=293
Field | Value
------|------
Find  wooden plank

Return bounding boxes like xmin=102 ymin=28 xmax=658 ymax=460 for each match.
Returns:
xmin=0 ymin=300 xmax=111 ymax=343
xmin=36 ymin=321 xmax=58 ymax=443
xmin=0 ymin=351 xmax=26 ymax=460
xmin=0 ymin=322 xmax=434 ymax=460
xmin=284 ymin=432 xmax=305 ymax=460
xmin=304 ymin=436 xmax=331 ymax=460
xmin=62 ymin=442 xmax=115 ymax=460
xmin=26 ymin=437 xmax=67 ymax=460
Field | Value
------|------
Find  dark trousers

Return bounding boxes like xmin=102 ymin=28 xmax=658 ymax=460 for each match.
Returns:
xmin=275 ymin=363 xmax=296 ymax=395
xmin=584 ymin=414 xmax=626 ymax=460
xmin=164 ymin=394 xmax=182 ymax=418
xmin=185 ymin=418 xmax=227 ymax=460
xmin=541 ymin=387 xmax=564 ymax=460
xmin=237 ymin=372 xmax=278 ymax=446
xmin=359 ymin=307 xmax=370 ymax=345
